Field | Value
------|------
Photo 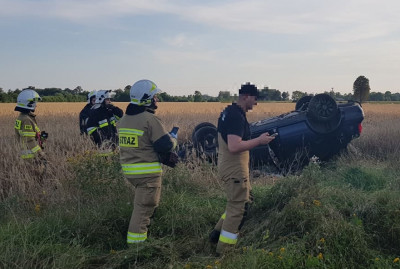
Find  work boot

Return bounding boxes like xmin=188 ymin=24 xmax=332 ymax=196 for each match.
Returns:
xmin=209 ymin=229 xmax=220 ymax=244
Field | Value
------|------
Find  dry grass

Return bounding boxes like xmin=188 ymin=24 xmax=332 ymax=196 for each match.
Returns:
xmin=1 ymin=102 xmax=399 ymax=200
xmin=353 ymin=103 xmax=400 ymax=162
xmin=1 ymin=101 xmax=400 ymax=269
xmin=0 ymin=102 xmax=294 ymax=141
xmin=0 ymin=102 xmax=288 ymax=200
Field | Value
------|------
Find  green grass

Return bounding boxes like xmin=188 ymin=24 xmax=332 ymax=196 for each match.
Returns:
xmin=1 ymin=154 xmax=400 ymax=268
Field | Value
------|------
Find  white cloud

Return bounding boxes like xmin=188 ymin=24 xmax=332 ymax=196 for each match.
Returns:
xmin=1 ymin=0 xmax=399 ymax=41
xmin=163 ymin=33 xmax=195 ymax=48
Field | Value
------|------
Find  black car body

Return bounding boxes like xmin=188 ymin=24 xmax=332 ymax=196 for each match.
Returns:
xmin=190 ymin=94 xmax=364 ymax=173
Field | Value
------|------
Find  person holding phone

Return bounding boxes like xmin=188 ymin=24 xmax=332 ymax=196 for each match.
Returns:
xmin=210 ymin=82 xmax=276 ymax=255
xmin=117 ymin=79 xmax=177 ymax=245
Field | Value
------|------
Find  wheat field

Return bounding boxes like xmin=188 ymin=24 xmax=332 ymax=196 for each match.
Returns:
xmin=1 ymin=101 xmax=400 ymax=268
xmin=1 ymin=102 xmax=399 ymax=200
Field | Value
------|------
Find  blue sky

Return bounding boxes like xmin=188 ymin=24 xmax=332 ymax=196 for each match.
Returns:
xmin=1 ymin=0 xmax=399 ymax=96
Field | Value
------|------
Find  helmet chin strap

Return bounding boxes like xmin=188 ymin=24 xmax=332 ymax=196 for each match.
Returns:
xmin=150 ymin=98 xmax=158 ymax=110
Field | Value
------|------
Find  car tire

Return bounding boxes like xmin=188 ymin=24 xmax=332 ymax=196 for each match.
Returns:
xmin=192 ymin=123 xmax=218 ymax=161
xmin=307 ymin=94 xmax=338 ymax=122
xmin=193 ymin=122 xmax=216 ymax=134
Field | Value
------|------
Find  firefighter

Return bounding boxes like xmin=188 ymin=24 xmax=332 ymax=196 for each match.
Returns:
xmin=79 ymin=90 xmax=96 ymax=135
xmin=209 ymin=82 xmax=276 ymax=255
xmin=117 ymin=79 xmax=177 ymax=244
xmin=14 ymin=87 xmax=47 ymax=169
xmin=86 ymin=90 xmax=123 ymax=155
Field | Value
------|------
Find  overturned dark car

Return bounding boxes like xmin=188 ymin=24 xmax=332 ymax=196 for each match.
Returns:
xmin=189 ymin=94 xmax=364 ymax=174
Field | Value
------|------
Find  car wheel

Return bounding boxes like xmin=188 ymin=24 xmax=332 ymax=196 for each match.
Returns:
xmin=193 ymin=122 xmax=216 ymax=134
xmin=295 ymin=95 xmax=313 ymax=111
xmin=192 ymin=123 xmax=218 ymax=161
xmin=307 ymin=94 xmax=338 ymax=122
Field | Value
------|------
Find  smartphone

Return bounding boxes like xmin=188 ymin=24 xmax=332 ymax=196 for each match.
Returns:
xmin=270 ymin=133 xmax=279 ymax=137
xmin=170 ymin=126 xmax=179 ymax=136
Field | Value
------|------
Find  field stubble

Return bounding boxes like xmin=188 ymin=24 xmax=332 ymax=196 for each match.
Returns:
xmin=1 ymin=102 xmax=400 ymax=268
xmin=0 ymin=102 xmax=399 ymax=200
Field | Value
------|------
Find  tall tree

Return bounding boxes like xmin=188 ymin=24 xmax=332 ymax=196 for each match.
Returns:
xmin=291 ymin=90 xmax=307 ymax=101
xmin=74 ymin=86 xmax=83 ymax=94
xmin=194 ymin=90 xmax=203 ymax=102
xmin=217 ymin=91 xmax=232 ymax=101
xmin=353 ymin=76 xmax=370 ymax=103
xmin=384 ymin=91 xmax=392 ymax=101
xmin=269 ymin=89 xmax=282 ymax=101
xmin=281 ymin=91 xmax=290 ymax=101
xmin=259 ymin=87 xmax=269 ymax=100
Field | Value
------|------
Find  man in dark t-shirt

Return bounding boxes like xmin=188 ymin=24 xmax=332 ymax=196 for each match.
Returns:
xmin=210 ymin=82 xmax=276 ymax=255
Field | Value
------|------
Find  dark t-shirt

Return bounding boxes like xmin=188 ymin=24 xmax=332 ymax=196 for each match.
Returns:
xmin=218 ymin=103 xmax=250 ymax=143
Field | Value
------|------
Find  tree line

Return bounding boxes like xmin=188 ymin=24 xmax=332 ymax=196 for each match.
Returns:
xmin=0 ymin=86 xmax=87 ymax=103
xmin=1 ymin=78 xmax=398 ymax=103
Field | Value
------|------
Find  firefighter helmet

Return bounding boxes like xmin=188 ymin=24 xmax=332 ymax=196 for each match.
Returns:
xmin=95 ymin=90 xmax=113 ymax=104
xmin=130 ymin=79 xmax=161 ymax=106
xmin=87 ymin=90 xmax=97 ymax=104
xmin=15 ymin=88 xmax=42 ymax=111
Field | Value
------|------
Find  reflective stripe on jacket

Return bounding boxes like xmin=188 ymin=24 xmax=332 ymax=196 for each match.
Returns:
xmin=118 ymin=111 xmax=170 ymax=178
xmin=121 ymin=162 xmax=162 ymax=175
xmin=86 ymin=104 xmax=123 ymax=147
xmin=15 ymin=113 xmax=42 ymax=159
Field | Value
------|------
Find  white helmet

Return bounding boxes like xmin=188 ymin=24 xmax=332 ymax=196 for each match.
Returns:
xmin=16 ymin=88 xmax=42 ymax=111
xmin=95 ymin=90 xmax=113 ymax=104
xmin=87 ymin=90 xmax=97 ymax=104
xmin=130 ymin=79 xmax=161 ymax=106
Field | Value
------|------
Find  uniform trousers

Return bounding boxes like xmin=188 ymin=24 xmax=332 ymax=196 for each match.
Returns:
xmin=214 ymin=177 xmax=250 ymax=254
xmin=126 ymin=175 xmax=161 ymax=243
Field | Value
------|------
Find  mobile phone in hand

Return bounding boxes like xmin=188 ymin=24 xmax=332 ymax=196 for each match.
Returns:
xmin=270 ymin=132 xmax=278 ymax=137
xmin=170 ymin=126 xmax=179 ymax=136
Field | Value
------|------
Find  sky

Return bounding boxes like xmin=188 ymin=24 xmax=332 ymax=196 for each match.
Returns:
xmin=1 ymin=0 xmax=399 ymax=96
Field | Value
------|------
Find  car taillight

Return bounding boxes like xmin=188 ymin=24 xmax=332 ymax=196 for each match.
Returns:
xmin=358 ymin=123 xmax=363 ymax=134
